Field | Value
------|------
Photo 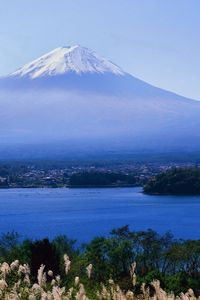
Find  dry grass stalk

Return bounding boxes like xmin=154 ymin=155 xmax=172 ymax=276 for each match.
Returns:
xmin=0 ymin=257 xmax=198 ymax=300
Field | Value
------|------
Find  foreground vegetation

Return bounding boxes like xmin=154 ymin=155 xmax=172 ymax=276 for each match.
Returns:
xmin=1 ymin=226 xmax=200 ymax=298
xmin=0 ymin=257 xmax=199 ymax=300
xmin=144 ymin=168 xmax=200 ymax=195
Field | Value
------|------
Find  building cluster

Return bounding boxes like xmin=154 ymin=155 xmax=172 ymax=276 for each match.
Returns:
xmin=0 ymin=161 xmax=198 ymax=188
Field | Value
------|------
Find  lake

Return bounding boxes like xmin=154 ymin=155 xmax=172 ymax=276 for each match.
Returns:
xmin=0 ymin=187 xmax=199 ymax=243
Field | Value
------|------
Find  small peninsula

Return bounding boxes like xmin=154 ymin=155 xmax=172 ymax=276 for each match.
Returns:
xmin=144 ymin=168 xmax=200 ymax=195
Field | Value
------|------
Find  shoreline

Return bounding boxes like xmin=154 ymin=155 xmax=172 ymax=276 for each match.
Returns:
xmin=0 ymin=184 xmax=139 ymax=190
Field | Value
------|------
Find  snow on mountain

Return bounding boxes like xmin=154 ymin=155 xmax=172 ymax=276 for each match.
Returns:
xmin=1 ymin=44 xmax=200 ymax=159
xmin=9 ymin=45 xmax=126 ymax=79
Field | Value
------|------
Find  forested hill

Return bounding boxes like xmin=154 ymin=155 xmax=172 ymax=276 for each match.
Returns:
xmin=144 ymin=168 xmax=200 ymax=195
xmin=69 ymin=172 xmax=136 ymax=187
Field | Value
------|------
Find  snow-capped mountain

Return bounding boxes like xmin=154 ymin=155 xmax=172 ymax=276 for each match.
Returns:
xmin=2 ymin=45 xmax=183 ymax=98
xmin=0 ymin=45 xmax=200 ymax=159
xmin=9 ymin=45 xmax=125 ymax=78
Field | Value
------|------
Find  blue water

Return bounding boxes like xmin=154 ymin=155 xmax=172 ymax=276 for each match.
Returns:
xmin=0 ymin=187 xmax=199 ymax=242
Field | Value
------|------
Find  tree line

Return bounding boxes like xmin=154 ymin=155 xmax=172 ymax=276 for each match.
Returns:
xmin=144 ymin=168 xmax=200 ymax=195
xmin=1 ymin=226 xmax=200 ymax=294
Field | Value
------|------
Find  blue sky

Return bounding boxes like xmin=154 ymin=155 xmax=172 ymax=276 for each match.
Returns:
xmin=0 ymin=0 xmax=200 ymax=99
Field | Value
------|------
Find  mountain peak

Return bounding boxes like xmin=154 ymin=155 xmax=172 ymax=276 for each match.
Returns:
xmin=9 ymin=45 xmax=126 ymax=78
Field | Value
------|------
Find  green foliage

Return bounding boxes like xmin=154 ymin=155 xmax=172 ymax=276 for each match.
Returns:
xmin=144 ymin=167 xmax=200 ymax=195
xmin=0 ymin=226 xmax=200 ymax=294
xmin=85 ymin=237 xmax=110 ymax=281
xmin=0 ymin=232 xmax=20 ymax=261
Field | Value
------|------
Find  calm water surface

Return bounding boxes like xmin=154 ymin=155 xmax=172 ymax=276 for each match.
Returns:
xmin=0 ymin=187 xmax=199 ymax=242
